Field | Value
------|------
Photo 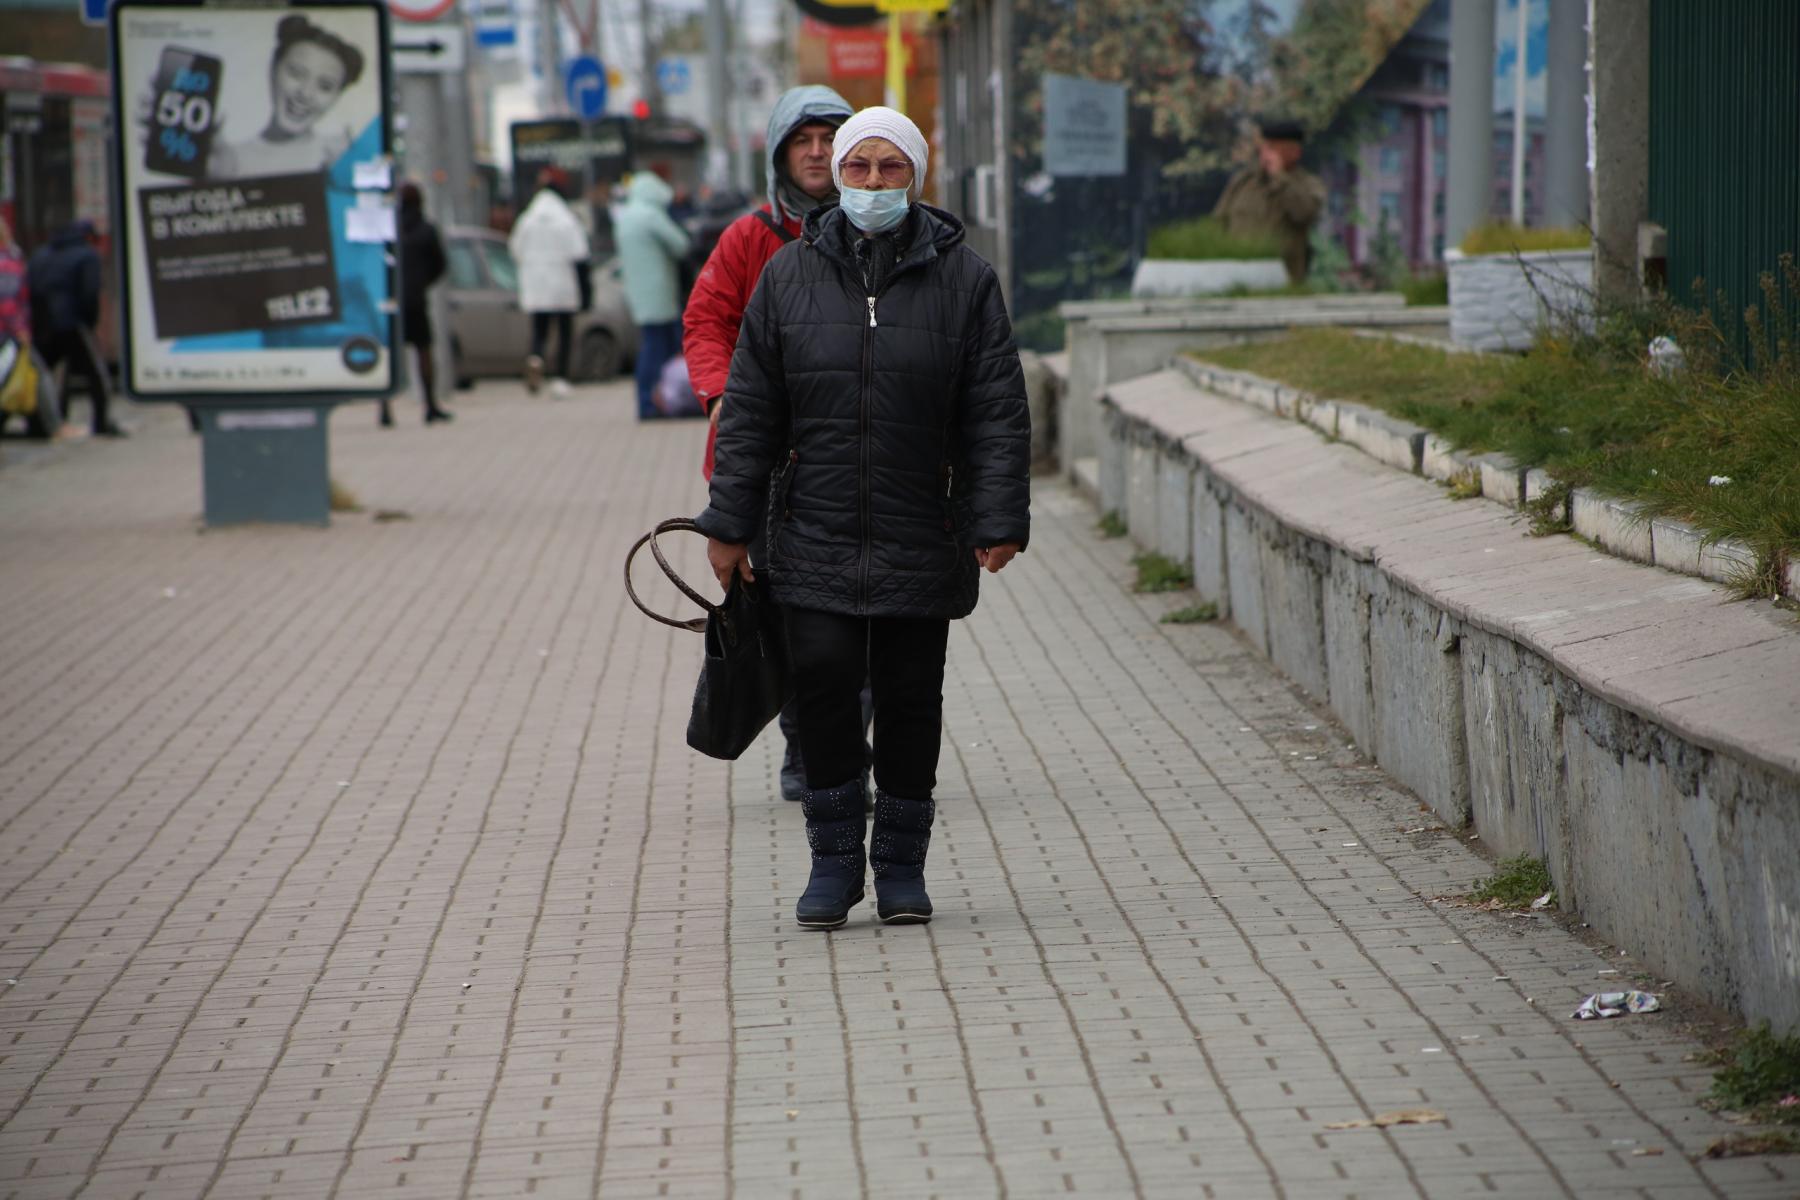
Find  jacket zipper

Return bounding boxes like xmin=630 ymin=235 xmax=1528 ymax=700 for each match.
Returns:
xmin=848 ymin=243 xmax=928 ymax=611
xmin=859 ymin=295 xmax=874 ymax=609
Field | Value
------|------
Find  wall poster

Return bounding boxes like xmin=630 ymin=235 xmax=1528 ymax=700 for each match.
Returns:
xmin=111 ymin=0 xmax=395 ymax=400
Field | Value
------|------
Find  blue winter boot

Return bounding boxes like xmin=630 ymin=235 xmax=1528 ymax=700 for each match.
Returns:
xmin=870 ymin=790 xmax=935 ymax=924
xmin=795 ymin=778 xmax=867 ymax=930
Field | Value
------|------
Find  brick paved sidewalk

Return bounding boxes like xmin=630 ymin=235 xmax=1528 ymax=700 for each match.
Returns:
xmin=0 ymin=383 xmax=1791 ymax=1199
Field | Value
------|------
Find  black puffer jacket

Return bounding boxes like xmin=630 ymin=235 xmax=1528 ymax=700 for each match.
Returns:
xmin=696 ymin=203 xmax=1031 ymax=620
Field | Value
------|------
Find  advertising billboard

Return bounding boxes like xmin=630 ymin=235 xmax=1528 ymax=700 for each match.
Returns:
xmin=111 ymin=0 xmax=396 ymax=401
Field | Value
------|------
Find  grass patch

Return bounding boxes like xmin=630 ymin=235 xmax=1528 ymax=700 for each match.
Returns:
xmin=1445 ymin=467 xmax=1482 ymax=500
xmin=1096 ymin=511 xmax=1128 ymax=539
xmin=1468 ymin=854 xmax=1552 ymax=908
xmin=1458 ymin=222 xmax=1592 ymax=255
xmin=1524 ymin=479 xmax=1573 ymax=536
xmin=1161 ymin=601 xmax=1219 ymax=624
xmin=1147 ymin=216 xmax=1283 ymax=262
xmin=1191 ymin=277 xmax=1800 ymax=574
xmin=1132 ymin=551 xmax=1193 ymax=593
xmin=1222 ymin=282 xmax=1320 ymax=299
xmin=1709 ymin=1025 xmax=1800 ymax=1123
xmin=1702 ymin=1131 xmax=1800 ymax=1158
xmin=1400 ymin=272 xmax=1448 ymax=307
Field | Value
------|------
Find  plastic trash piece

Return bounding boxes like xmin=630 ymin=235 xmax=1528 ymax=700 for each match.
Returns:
xmin=1530 ymin=891 xmax=1554 ymax=910
xmin=1648 ymin=335 xmax=1685 ymax=377
xmin=1572 ymin=990 xmax=1660 ymax=1020
xmin=1324 ymin=1108 xmax=1447 ymax=1131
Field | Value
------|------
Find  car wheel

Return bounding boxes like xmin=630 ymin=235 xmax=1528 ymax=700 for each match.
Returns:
xmin=576 ymin=328 xmax=622 ymax=381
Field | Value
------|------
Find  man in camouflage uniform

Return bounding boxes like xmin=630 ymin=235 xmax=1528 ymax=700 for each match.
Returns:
xmin=1212 ymin=118 xmax=1326 ymax=285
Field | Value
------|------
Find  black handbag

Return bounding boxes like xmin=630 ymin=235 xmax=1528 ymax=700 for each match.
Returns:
xmin=624 ymin=518 xmax=792 ymax=760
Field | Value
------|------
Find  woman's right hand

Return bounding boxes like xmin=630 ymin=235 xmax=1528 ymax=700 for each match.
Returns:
xmin=707 ymin=538 xmax=753 ymax=592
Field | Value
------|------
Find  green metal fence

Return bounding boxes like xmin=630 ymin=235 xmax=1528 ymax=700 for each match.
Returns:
xmin=1649 ymin=0 xmax=1800 ymax=348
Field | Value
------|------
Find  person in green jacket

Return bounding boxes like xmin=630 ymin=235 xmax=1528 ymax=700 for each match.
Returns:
xmin=614 ymin=171 xmax=693 ymax=419
xmin=1212 ymin=118 xmax=1326 ymax=285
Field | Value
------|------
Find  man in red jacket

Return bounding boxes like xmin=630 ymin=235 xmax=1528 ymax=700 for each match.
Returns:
xmin=686 ymin=85 xmax=852 ymax=480
xmin=685 ymin=84 xmax=860 ymax=803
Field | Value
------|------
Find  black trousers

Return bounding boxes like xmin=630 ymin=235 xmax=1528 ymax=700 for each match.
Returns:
xmin=784 ymin=607 xmax=949 ymax=798
xmin=530 ymin=311 xmax=573 ymax=379
xmin=40 ymin=329 xmax=110 ymax=433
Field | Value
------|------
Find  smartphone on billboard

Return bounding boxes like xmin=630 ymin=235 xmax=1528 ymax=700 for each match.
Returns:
xmin=143 ymin=47 xmax=222 ymax=179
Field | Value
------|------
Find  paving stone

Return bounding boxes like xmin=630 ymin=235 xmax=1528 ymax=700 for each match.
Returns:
xmin=0 ymin=385 xmax=1786 ymax=1199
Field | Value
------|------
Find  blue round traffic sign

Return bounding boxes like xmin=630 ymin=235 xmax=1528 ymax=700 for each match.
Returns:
xmin=565 ymin=55 xmax=607 ymax=120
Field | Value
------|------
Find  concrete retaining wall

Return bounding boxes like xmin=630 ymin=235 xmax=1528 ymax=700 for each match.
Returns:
xmin=1100 ymin=368 xmax=1800 ymax=1033
xmin=1052 ymin=295 xmax=1447 ymax=485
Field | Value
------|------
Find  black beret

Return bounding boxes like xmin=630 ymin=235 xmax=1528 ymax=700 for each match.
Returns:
xmin=1257 ymin=118 xmax=1306 ymax=142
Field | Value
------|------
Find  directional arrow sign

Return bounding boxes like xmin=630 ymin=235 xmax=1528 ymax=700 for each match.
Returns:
xmin=565 ymin=55 xmax=607 ymax=120
xmin=393 ymin=24 xmax=467 ymax=73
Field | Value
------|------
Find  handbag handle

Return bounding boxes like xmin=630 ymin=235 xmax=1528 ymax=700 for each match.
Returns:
xmin=624 ymin=517 xmax=716 ymax=632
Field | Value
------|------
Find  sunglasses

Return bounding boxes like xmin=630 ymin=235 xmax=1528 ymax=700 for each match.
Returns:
xmin=840 ymin=157 xmax=914 ymax=186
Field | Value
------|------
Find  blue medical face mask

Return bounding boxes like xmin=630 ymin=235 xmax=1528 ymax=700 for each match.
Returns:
xmin=839 ymin=186 xmax=909 ymax=234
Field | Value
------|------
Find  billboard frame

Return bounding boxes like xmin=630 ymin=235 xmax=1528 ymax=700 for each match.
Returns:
xmin=108 ymin=0 xmax=399 ymax=408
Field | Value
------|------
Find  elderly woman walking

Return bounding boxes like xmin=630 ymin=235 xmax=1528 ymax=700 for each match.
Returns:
xmin=696 ymin=107 xmax=1031 ymax=930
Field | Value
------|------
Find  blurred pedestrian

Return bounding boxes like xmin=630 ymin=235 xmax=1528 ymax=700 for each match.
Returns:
xmin=28 ymin=220 xmax=121 ymax=437
xmin=388 ymin=182 xmax=452 ymax=426
xmin=0 ymin=216 xmax=60 ymax=438
xmin=509 ymin=167 xmax=589 ymax=397
xmin=685 ymin=83 xmax=858 ymax=805
xmin=614 ymin=171 xmax=692 ymax=420
xmin=1212 ymin=117 xmax=1325 ymax=285
xmin=697 ymin=107 xmax=1031 ymax=930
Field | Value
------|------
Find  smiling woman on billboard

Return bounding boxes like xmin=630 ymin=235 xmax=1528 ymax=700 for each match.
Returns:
xmin=209 ymin=16 xmax=366 ymax=179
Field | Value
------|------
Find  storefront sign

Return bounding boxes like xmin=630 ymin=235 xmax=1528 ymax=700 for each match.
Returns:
xmin=826 ymin=26 xmax=885 ymax=78
xmin=111 ymin=0 xmax=396 ymax=400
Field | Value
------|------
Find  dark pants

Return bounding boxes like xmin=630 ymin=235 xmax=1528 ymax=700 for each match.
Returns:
xmin=530 ymin=312 xmax=573 ymax=379
xmin=784 ymin=607 xmax=950 ymax=799
xmin=634 ymin=320 xmax=681 ymax=419
xmin=41 ymin=329 xmax=111 ymax=433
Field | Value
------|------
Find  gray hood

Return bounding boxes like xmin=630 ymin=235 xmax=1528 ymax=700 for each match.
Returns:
xmin=765 ymin=85 xmax=853 ymax=222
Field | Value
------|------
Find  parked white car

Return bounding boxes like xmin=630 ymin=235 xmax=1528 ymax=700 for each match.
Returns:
xmin=442 ymin=226 xmax=639 ymax=384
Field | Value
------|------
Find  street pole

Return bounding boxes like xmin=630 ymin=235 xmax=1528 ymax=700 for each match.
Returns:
xmin=703 ymin=0 xmax=732 ymax=187
xmin=1510 ymin=0 xmax=1527 ymax=226
xmin=884 ymin=12 xmax=905 ymax=112
xmin=539 ymin=0 xmax=562 ymax=113
xmin=1542 ymin=0 xmax=1589 ymax=228
xmin=1446 ymin=0 xmax=1496 ymax=248
xmin=731 ymin=24 xmax=755 ymax=193
xmin=638 ymin=0 xmax=662 ymax=112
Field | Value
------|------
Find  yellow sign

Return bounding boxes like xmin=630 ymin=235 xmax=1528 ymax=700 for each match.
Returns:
xmin=875 ymin=0 xmax=947 ymax=12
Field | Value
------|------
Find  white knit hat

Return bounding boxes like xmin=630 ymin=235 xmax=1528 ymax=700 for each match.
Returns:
xmin=831 ymin=106 xmax=928 ymax=199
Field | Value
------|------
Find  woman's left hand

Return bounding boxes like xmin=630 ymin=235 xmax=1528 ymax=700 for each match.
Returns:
xmin=975 ymin=544 xmax=1020 ymax=573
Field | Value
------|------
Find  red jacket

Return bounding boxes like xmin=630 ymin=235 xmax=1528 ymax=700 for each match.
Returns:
xmin=683 ymin=205 xmax=800 ymax=479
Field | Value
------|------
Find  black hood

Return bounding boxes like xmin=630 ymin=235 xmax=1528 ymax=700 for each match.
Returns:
xmin=50 ymin=220 xmax=95 ymax=249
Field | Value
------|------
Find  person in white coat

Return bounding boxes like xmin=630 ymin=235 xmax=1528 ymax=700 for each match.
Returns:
xmin=508 ymin=168 xmax=590 ymax=396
